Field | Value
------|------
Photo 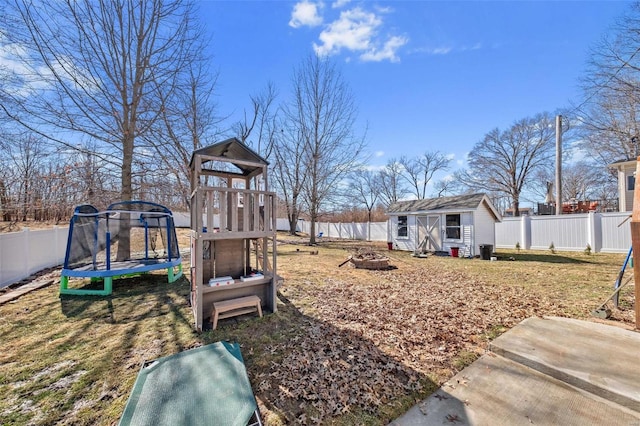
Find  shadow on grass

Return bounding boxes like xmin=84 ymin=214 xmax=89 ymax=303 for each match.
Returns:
xmin=0 ymin=272 xmax=198 ymax=425
xmin=59 ymin=274 xmax=191 ymax=324
xmin=199 ymin=291 xmax=442 ymax=425
xmin=498 ymin=252 xmax=594 ymax=264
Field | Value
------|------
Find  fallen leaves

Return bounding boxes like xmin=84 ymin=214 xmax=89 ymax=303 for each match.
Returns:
xmin=269 ymin=320 xmax=422 ymax=419
xmin=258 ymin=256 xmax=570 ymax=423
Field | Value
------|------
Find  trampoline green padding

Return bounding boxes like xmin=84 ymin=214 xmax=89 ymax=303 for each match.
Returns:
xmin=119 ymin=341 xmax=261 ymax=426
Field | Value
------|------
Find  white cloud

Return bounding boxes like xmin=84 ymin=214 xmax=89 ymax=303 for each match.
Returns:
xmin=364 ymin=164 xmax=385 ymax=172
xmin=331 ymin=0 xmax=350 ymax=8
xmin=312 ymin=7 xmax=408 ymax=62
xmin=359 ymin=35 xmax=408 ymax=63
xmin=445 ymin=153 xmax=455 ymax=161
xmin=0 ymin=35 xmax=97 ymax=97
xmin=432 ymin=47 xmax=452 ymax=55
xmin=0 ymin=38 xmax=53 ymax=95
xmin=411 ymin=43 xmax=482 ymax=56
xmin=314 ymin=8 xmax=379 ymax=56
xmin=374 ymin=5 xmax=393 ymax=14
xmin=410 ymin=46 xmax=452 ymax=55
xmin=289 ymin=1 xmax=324 ymax=28
xmin=375 ymin=150 xmax=384 ymax=157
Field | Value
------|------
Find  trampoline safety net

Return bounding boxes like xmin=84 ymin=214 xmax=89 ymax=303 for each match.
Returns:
xmin=63 ymin=201 xmax=180 ymax=272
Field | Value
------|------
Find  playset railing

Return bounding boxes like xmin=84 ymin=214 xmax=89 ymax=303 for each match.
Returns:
xmin=190 ymin=186 xmax=276 ymax=239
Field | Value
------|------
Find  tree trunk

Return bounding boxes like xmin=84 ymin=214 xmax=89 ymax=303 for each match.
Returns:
xmin=513 ymin=195 xmax=520 ymax=217
xmin=309 ymin=211 xmax=317 ymax=245
xmin=287 ymin=205 xmax=299 ymax=235
xmin=0 ymin=180 xmax=10 ymax=222
xmin=116 ymin=133 xmax=135 ymax=261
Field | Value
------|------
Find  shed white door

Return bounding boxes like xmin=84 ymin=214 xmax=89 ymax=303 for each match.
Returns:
xmin=417 ymin=215 xmax=441 ymax=252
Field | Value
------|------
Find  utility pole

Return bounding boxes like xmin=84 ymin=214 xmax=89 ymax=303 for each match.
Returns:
xmin=555 ymin=115 xmax=562 ymax=215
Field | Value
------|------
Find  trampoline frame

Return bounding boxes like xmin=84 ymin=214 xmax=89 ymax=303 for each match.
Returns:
xmin=60 ymin=201 xmax=183 ymax=296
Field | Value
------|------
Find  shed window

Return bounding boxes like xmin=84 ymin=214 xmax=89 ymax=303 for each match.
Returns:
xmin=445 ymin=214 xmax=461 ymax=239
xmin=628 ymin=175 xmax=635 ymax=191
xmin=397 ymin=215 xmax=408 ymax=237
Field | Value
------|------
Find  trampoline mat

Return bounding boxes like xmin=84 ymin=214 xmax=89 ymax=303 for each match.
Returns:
xmin=119 ymin=341 xmax=258 ymax=426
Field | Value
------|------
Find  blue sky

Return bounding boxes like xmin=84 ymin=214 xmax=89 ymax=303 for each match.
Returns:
xmin=204 ymin=0 xmax=629 ymax=174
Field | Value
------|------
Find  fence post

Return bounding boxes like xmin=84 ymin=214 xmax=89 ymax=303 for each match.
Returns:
xmin=588 ymin=212 xmax=602 ymax=253
xmin=54 ymin=226 xmax=59 ymax=264
xmin=56 ymin=226 xmax=66 ymax=264
xmin=521 ymin=216 xmax=531 ymax=250
xmin=23 ymin=228 xmax=30 ymax=277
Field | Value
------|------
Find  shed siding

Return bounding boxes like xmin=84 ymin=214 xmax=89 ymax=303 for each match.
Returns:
xmin=624 ymin=167 xmax=634 ymax=212
xmin=389 ymin=214 xmax=417 ymax=251
xmin=614 ymin=163 xmax=635 ymax=212
xmin=474 ymin=202 xmax=496 ymax=255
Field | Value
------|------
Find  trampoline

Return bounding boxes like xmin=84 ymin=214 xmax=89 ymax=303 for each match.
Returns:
xmin=119 ymin=341 xmax=262 ymax=426
xmin=60 ymin=201 xmax=183 ymax=296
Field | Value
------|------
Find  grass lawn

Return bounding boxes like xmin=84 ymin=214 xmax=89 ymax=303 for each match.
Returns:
xmin=0 ymin=233 xmax=635 ymax=425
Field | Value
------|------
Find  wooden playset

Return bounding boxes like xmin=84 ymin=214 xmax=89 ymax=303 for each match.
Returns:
xmin=189 ymin=138 xmax=278 ymax=331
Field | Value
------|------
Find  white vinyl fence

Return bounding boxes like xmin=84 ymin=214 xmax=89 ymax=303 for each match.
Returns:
xmin=0 ymin=227 xmax=68 ymax=289
xmin=495 ymin=212 xmax=631 ymax=253
xmin=298 ymin=221 xmax=388 ymax=241
xmin=1 ymin=213 xmax=631 ymax=288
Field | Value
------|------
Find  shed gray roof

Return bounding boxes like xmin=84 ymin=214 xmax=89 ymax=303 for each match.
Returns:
xmin=388 ymin=193 xmax=489 ymax=214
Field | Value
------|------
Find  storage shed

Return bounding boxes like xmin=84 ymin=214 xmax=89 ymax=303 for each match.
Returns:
xmin=387 ymin=193 xmax=501 ymax=257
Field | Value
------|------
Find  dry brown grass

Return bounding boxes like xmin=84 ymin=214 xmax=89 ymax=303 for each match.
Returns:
xmin=0 ymin=231 xmax=634 ymax=425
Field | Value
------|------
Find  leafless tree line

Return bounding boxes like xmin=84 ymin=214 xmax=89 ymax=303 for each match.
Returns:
xmin=0 ymin=0 xmax=636 ymax=228
xmin=0 ymin=0 xmax=217 ymax=224
xmin=1 ymin=1 xmax=366 ymax=241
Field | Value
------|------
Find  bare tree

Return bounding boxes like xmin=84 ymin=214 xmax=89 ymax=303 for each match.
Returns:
xmin=577 ymin=3 xmax=640 ymax=164
xmin=2 ymin=0 xmax=202 ymax=203
xmin=433 ymin=178 xmax=456 ymax=198
xmin=532 ymin=161 xmax=617 ymax=206
xmin=234 ymin=82 xmax=279 ymax=160
xmin=400 ymin=151 xmax=451 ymax=199
xmin=349 ymin=168 xmax=381 ymax=239
xmin=286 ymin=55 xmax=366 ymax=244
xmin=3 ymin=0 xmax=204 ymax=258
xmin=6 ymin=134 xmax=48 ymax=221
xmin=456 ymin=113 xmax=557 ymax=216
xmin=272 ymin=129 xmax=307 ymax=235
xmin=142 ymin=43 xmax=222 ymax=210
xmin=377 ymin=158 xmax=408 ymax=208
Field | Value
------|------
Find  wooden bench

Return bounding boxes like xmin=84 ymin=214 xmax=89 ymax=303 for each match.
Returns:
xmin=211 ymin=295 xmax=262 ymax=330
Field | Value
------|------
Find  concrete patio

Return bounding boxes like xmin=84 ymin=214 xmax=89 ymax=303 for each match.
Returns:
xmin=392 ymin=316 xmax=640 ymax=425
